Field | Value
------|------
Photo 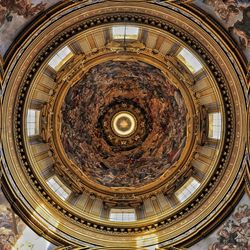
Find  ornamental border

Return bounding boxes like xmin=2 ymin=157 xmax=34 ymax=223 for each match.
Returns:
xmin=14 ymin=12 xmax=233 ymax=234
xmin=50 ymin=50 xmax=197 ymax=200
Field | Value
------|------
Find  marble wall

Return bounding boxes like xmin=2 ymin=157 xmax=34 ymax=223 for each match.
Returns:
xmin=189 ymin=193 xmax=250 ymax=250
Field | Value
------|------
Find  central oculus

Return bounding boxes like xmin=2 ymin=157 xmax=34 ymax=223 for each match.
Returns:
xmin=99 ymin=98 xmax=150 ymax=150
xmin=111 ymin=111 xmax=137 ymax=137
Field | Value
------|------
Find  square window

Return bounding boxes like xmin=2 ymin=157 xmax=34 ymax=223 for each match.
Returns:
xmin=177 ymin=48 xmax=203 ymax=74
xmin=47 ymin=176 xmax=71 ymax=201
xmin=27 ymin=109 xmax=40 ymax=136
xmin=175 ymin=177 xmax=200 ymax=203
xmin=208 ymin=112 xmax=222 ymax=139
xmin=48 ymin=46 xmax=73 ymax=71
xmin=109 ymin=208 xmax=136 ymax=222
xmin=112 ymin=26 xmax=139 ymax=40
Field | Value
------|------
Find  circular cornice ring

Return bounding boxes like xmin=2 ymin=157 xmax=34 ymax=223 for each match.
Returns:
xmin=0 ymin=1 xmax=247 ymax=248
xmin=15 ymin=12 xmax=235 ymax=229
xmin=111 ymin=111 xmax=137 ymax=138
xmin=51 ymin=52 xmax=196 ymax=197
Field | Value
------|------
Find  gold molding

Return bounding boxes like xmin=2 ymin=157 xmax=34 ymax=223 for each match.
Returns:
xmin=48 ymin=50 xmax=197 ymax=202
xmin=0 ymin=1 xmax=247 ymax=248
xmin=12 ymin=10 xmax=237 ymax=234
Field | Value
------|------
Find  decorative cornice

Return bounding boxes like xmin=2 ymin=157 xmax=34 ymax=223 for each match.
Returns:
xmin=0 ymin=1 xmax=247 ymax=248
xmin=14 ymin=12 xmax=233 ymax=234
xmin=48 ymin=50 xmax=196 ymax=201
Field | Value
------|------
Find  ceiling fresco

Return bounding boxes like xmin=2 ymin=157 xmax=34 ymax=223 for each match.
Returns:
xmin=0 ymin=186 xmax=55 ymax=250
xmin=0 ymin=0 xmax=249 ymax=249
xmin=193 ymin=0 xmax=250 ymax=60
xmin=0 ymin=0 xmax=58 ymax=56
xmin=189 ymin=193 xmax=250 ymax=250
xmin=61 ymin=60 xmax=187 ymax=187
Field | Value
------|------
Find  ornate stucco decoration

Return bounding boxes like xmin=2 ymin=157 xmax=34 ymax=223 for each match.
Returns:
xmin=106 ymin=40 xmax=146 ymax=53
xmin=0 ymin=1 xmax=247 ymax=249
xmin=15 ymin=11 xmax=232 ymax=229
xmin=56 ymin=53 xmax=87 ymax=85
xmin=36 ymin=45 xmax=199 ymax=205
xmin=41 ymin=103 xmax=53 ymax=143
xmin=164 ymin=55 xmax=195 ymax=86
xmin=196 ymin=105 xmax=207 ymax=146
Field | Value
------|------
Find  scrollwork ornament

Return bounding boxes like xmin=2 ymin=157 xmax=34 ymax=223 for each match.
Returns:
xmin=56 ymin=53 xmax=86 ymax=85
xmin=197 ymin=105 xmax=207 ymax=146
xmin=106 ymin=40 xmax=146 ymax=53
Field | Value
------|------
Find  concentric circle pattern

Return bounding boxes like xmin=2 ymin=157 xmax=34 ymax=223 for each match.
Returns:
xmin=1 ymin=1 xmax=247 ymax=247
xmin=60 ymin=61 xmax=188 ymax=187
xmin=112 ymin=111 xmax=137 ymax=137
xmin=99 ymin=98 xmax=150 ymax=150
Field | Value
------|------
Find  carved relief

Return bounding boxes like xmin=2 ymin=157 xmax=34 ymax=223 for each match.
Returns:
xmin=40 ymin=103 xmax=52 ymax=143
xmin=106 ymin=40 xmax=146 ymax=53
xmin=164 ymin=55 xmax=195 ymax=86
xmin=56 ymin=53 xmax=86 ymax=85
xmin=54 ymin=162 xmax=85 ymax=193
xmin=197 ymin=105 xmax=208 ymax=146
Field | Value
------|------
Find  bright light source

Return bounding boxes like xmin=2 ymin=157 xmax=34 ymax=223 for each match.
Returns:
xmin=47 ymin=176 xmax=71 ymax=201
xmin=208 ymin=112 xmax=222 ymax=139
xmin=27 ymin=109 xmax=40 ymax=136
xmin=48 ymin=46 xmax=73 ymax=71
xmin=175 ymin=177 xmax=200 ymax=202
xmin=112 ymin=26 xmax=139 ymax=40
xmin=177 ymin=48 xmax=203 ymax=74
xmin=110 ymin=208 xmax=136 ymax=222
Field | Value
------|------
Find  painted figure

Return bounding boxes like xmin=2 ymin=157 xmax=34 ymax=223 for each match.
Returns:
xmin=0 ymin=0 xmax=46 ymax=28
xmin=202 ymin=0 xmax=250 ymax=49
xmin=60 ymin=61 xmax=188 ymax=187
xmin=229 ymin=6 xmax=250 ymax=48
xmin=209 ymin=204 xmax=250 ymax=249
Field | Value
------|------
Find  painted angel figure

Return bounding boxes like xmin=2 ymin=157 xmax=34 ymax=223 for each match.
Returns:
xmin=0 ymin=0 xmax=46 ymax=28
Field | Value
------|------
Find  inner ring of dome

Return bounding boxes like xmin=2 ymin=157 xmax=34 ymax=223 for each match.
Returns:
xmin=60 ymin=60 xmax=188 ymax=188
xmin=111 ymin=111 xmax=137 ymax=137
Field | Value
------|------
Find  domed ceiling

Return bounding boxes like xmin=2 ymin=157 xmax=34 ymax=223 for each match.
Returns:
xmin=0 ymin=1 xmax=249 ymax=249
xmin=60 ymin=60 xmax=187 ymax=187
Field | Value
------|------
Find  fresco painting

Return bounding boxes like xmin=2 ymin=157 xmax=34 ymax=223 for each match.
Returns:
xmin=194 ymin=0 xmax=250 ymax=60
xmin=61 ymin=61 xmax=188 ymax=188
xmin=189 ymin=193 xmax=250 ymax=250
xmin=0 ymin=186 xmax=54 ymax=249
xmin=0 ymin=0 xmax=58 ymax=56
